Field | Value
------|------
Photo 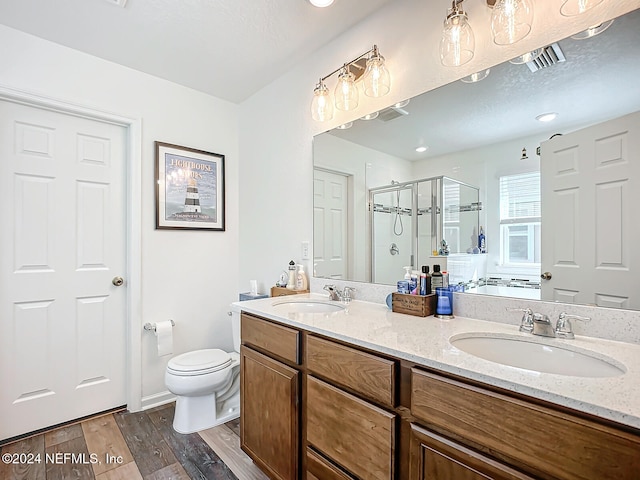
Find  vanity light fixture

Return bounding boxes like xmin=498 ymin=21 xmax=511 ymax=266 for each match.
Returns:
xmin=461 ymin=68 xmax=491 ymax=83
xmin=310 ymin=45 xmax=391 ymax=122
xmin=560 ymin=0 xmax=603 ymax=16
xmin=308 ymin=0 xmax=335 ymax=7
xmin=335 ymin=66 xmax=359 ymax=111
xmin=571 ymin=19 xmax=614 ymax=39
xmin=490 ymin=0 xmax=534 ymax=45
xmin=311 ymin=78 xmax=334 ymax=122
xmin=536 ymin=112 xmax=558 ymax=122
xmin=440 ymin=0 xmax=475 ymax=67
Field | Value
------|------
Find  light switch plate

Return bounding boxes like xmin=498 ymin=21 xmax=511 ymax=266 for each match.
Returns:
xmin=301 ymin=241 xmax=310 ymax=260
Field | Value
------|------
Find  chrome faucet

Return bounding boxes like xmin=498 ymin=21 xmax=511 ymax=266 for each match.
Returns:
xmin=323 ymin=284 xmax=356 ymax=303
xmin=532 ymin=313 xmax=556 ymax=338
xmin=323 ymin=284 xmax=342 ymax=301
xmin=555 ymin=312 xmax=591 ymax=339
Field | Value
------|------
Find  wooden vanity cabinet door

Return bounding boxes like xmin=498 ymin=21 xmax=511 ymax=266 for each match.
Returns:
xmin=307 ymin=375 xmax=395 ymax=480
xmin=306 ymin=448 xmax=356 ymax=480
xmin=240 ymin=345 xmax=299 ymax=480
xmin=409 ymin=423 xmax=534 ymax=480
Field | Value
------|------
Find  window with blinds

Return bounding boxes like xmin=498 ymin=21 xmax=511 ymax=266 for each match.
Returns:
xmin=499 ymin=172 xmax=541 ymax=265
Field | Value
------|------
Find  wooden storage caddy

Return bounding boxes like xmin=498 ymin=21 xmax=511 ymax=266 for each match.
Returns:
xmin=391 ymin=293 xmax=436 ymax=317
xmin=270 ymin=286 xmax=309 ymax=297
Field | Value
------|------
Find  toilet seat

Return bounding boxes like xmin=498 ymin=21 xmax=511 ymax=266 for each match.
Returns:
xmin=167 ymin=349 xmax=232 ymax=376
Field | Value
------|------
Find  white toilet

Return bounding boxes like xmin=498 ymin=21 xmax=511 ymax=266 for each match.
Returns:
xmin=165 ymin=305 xmax=241 ymax=434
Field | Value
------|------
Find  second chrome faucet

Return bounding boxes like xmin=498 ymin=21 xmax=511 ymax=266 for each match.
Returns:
xmin=508 ymin=308 xmax=590 ymax=339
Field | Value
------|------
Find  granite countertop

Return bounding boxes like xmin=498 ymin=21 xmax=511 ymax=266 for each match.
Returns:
xmin=234 ymin=293 xmax=640 ymax=430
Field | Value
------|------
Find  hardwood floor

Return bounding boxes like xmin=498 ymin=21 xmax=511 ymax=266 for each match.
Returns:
xmin=0 ymin=403 xmax=268 ymax=480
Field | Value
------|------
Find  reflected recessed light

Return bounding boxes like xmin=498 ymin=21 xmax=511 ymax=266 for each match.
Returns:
xmin=415 ymin=146 xmax=428 ymax=153
xmin=461 ymin=69 xmax=491 ymax=83
xmin=309 ymin=0 xmax=334 ymax=6
xmin=336 ymin=122 xmax=353 ymax=129
xmin=394 ymin=99 xmax=410 ymax=108
xmin=536 ymin=112 xmax=558 ymax=122
xmin=360 ymin=111 xmax=379 ymax=120
xmin=509 ymin=48 xmax=543 ymax=65
xmin=571 ymin=19 xmax=614 ymax=39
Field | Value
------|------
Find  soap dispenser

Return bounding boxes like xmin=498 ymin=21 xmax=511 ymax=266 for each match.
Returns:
xmin=295 ymin=264 xmax=308 ymax=291
xmin=286 ymin=260 xmax=296 ymax=290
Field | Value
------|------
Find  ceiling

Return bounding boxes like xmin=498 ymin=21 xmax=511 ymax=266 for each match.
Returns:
xmin=327 ymin=9 xmax=640 ymax=161
xmin=0 ymin=0 xmax=394 ymax=104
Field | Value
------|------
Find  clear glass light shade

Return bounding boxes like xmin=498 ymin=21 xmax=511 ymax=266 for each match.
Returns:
xmin=363 ymin=54 xmax=391 ymax=97
xmin=491 ymin=0 xmax=534 ymax=45
xmin=311 ymin=81 xmax=333 ymax=122
xmin=560 ymin=0 xmax=603 ymax=16
xmin=440 ymin=12 xmax=475 ymax=67
xmin=334 ymin=68 xmax=359 ymax=111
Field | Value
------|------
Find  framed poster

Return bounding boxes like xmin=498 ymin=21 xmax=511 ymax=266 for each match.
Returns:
xmin=155 ymin=142 xmax=225 ymax=230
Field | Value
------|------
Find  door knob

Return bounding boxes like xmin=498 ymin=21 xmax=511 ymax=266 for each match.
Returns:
xmin=112 ymin=276 xmax=124 ymax=287
xmin=540 ymin=272 xmax=552 ymax=280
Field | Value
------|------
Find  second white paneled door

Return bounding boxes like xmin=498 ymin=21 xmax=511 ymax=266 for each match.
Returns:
xmin=0 ymin=99 xmax=128 ymax=441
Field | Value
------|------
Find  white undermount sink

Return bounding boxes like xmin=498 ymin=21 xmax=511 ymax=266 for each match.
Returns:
xmin=272 ymin=300 xmax=346 ymax=313
xmin=450 ymin=333 xmax=626 ymax=378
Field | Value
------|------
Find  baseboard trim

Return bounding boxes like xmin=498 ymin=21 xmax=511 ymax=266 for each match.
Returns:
xmin=141 ymin=391 xmax=176 ymax=411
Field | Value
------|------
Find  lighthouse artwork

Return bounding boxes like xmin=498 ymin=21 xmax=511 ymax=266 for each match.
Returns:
xmin=156 ymin=142 xmax=225 ymax=230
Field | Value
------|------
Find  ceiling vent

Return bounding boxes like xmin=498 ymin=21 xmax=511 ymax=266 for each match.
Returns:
xmin=526 ymin=43 xmax=566 ymax=72
xmin=377 ymin=106 xmax=409 ymax=122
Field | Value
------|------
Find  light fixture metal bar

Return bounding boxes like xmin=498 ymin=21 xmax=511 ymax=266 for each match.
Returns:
xmin=320 ymin=45 xmax=377 ymax=82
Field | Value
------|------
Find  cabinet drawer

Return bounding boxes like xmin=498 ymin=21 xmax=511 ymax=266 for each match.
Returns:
xmin=307 ymin=376 xmax=395 ymax=480
xmin=241 ymin=313 xmax=300 ymax=364
xmin=306 ymin=448 xmax=355 ymax=480
xmin=411 ymin=368 xmax=640 ymax=480
xmin=306 ymin=334 xmax=395 ymax=407
xmin=409 ymin=423 xmax=534 ymax=480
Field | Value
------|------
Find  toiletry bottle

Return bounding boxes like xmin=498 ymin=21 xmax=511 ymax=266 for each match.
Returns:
xmin=442 ymin=270 xmax=450 ymax=288
xmin=286 ymin=260 xmax=296 ymax=290
xmin=296 ymin=264 xmax=308 ymax=291
xmin=420 ymin=265 xmax=431 ymax=295
xmin=403 ymin=266 xmax=412 ymax=281
xmin=479 ymin=226 xmax=486 ymax=253
xmin=410 ymin=270 xmax=419 ymax=295
xmin=432 ymin=264 xmax=443 ymax=289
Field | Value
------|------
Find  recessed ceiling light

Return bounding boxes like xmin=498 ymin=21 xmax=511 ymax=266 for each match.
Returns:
xmin=461 ymin=69 xmax=491 ymax=83
xmin=336 ymin=122 xmax=353 ymax=130
xmin=360 ymin=111 xmax=379 ymax=121
xmin=394 ymin=99 xmax=410 ymax=108
xmin=415 ymin=146 xmax=428 ymax=153
xmin=309 ymin=0 xmax=335 ymax=7
xmin=536 ymin=112 xmax=558 ymax=122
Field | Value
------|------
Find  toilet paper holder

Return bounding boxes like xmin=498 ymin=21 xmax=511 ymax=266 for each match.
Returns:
xmin=144 ymin=319 xmax=175 ymax=332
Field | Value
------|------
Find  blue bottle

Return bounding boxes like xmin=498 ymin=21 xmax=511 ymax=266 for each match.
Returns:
xmin=478 ymin=227 xmax=486 ymax=253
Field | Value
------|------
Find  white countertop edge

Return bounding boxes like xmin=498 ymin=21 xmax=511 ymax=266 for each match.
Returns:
xmin=234 ymin=294 xmax=640 ymax=430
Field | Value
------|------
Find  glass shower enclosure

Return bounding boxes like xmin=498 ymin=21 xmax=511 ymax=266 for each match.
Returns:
xmin=369 ymin=176 xmax=481 ymax=284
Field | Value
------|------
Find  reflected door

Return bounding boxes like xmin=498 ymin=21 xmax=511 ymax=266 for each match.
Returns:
xmin=540 ymin=111 xmax=640 ymax=309
xmin=0 ymin=100 xmax=128 ymax=440
xmin=314 ymin=169 xmax=349 ymax=279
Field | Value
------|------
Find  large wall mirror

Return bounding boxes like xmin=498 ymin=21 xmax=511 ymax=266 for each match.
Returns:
xmin=313 ymin=9 xmax=640 ymax=310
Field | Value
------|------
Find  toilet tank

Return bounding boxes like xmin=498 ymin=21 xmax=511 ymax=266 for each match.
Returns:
xmin=230 ymin=304 xmax=241 ymax=353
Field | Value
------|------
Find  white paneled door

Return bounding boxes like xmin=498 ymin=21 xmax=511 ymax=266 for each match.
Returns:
xmin=0 ymin=100 xmax=128 ymax=441
xmin=540 ymin=111 xmax=640 ymax=309
xmin=313 ymin=168 xmax=348 ymax=280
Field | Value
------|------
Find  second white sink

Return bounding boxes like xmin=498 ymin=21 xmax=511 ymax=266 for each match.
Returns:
xmin=450 ymin=333 xmax=626 ymax=378
xmin=272 ymin=300 xmax=346 ymax=313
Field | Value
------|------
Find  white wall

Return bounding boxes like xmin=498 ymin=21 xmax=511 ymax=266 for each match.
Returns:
xmin=239 ymin=0 xmax=640 ymax=293
xmin=0 ymin=25 xmax=240 ymax=404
